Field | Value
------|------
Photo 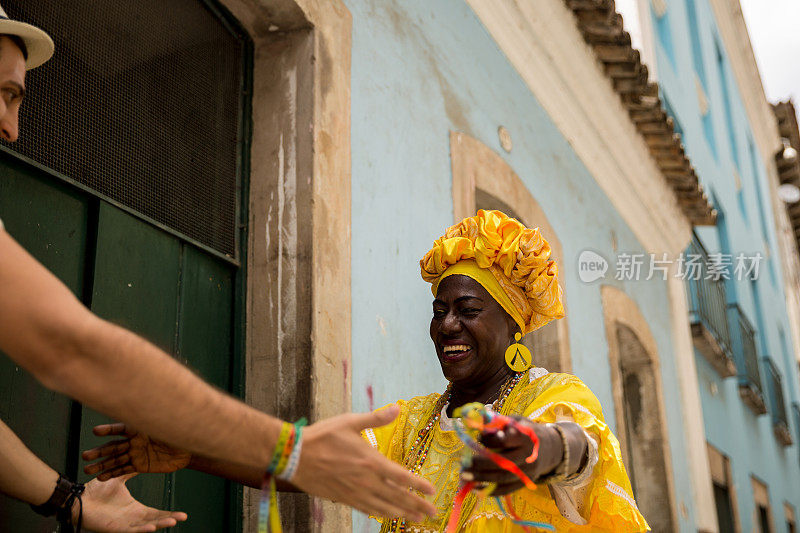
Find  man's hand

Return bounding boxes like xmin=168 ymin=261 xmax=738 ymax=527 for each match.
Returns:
xmin=463 ymin=417 xmax=562 ymax=496
xmin=79 ymin=474 xmax=187 ymax=532
xmin=82 ymin=424 xmax=191 ymax=480
xmin=292 ymin=406 xmax=437 ymax=520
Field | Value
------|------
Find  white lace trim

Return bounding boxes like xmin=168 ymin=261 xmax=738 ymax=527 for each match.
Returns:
xmin=465 ymin=510 xmax=508 ymax=524
xmin=529 ymin=366 xmax=550 ymax=380
xmin=364 ymin=427 xmax=378 ymax=448
xmin=527 ymin=400 xmax=594 ymax=421
xmin=605 ymin=479 xmax=639 ymax=511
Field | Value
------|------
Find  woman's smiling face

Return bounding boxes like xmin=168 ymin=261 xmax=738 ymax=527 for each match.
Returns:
xmin=430 ymin=275 xmax=518 ymax=387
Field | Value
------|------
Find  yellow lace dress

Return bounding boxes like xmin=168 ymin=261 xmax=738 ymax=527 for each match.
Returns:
xmin=363 ymin=370 xmax=650 ymax=532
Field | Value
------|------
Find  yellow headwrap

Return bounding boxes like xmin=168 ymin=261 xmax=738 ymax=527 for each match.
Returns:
xmin=420 ymin=209 xmax=564 ymax=335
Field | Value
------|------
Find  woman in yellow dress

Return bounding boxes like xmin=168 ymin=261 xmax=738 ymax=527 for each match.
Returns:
xmin=81 ymin=209 xmax=649 ymax=532
xmin=363 ymin=209 xmax=649 ymax=532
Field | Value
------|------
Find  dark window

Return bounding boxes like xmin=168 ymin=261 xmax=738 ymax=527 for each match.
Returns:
xmin=713 ymin=482 xmax=736 ymax=533
xmin=2 ymin=1 xmax=248 ymax=258
xmin=759 ymin=505 xmax=772 ymax=533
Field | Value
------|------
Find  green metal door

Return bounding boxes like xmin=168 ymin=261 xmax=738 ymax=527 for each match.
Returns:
xmin=0 ymin=2 xmax=250 ymax=530
xmin=0 ymin=155 xmax=245 ymax=532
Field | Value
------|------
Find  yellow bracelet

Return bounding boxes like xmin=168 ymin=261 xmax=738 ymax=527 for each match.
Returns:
xmin=267 ymin=422 xmax=294 ymax=474
xmin=274 ymin=429 xmax=296 ymax=476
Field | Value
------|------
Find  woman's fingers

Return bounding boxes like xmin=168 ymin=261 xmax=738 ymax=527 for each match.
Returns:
xmin=92 ymin=423 xmax=128 ymax=437
xmin=82 ymin=439 xmax=131 ymax=462
xmin=486 ymin=479 xmax=524 ymax=496
xmin=85 ymin=452 xmax=132 ymax=476
xmin=465 ymin=454 xmax=531 ymax=483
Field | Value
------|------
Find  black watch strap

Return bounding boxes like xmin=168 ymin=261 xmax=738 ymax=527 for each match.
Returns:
xmin=30 ymin=474 xmax=78 ymax=517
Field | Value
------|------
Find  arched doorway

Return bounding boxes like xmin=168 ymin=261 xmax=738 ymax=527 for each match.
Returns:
xmin=602 ymin=285 xmax=677 ymax=532
xmin=450 ymin=131 xmax=570 ymax=372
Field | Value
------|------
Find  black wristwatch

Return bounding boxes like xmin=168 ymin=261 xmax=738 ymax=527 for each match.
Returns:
xmin=30 ymin=474 xmax=84 ymax=518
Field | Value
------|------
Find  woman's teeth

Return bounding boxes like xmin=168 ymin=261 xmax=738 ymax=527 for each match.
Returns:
xmin=443 ymin=345 xmax=470 ymax=353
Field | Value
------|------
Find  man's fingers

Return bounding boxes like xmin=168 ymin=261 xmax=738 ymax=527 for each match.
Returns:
xmin=97 ymin=464 xmax=136 ymax=481
xmin=92 ymin=423 xmax=127 ymax=437
xmin=358 ymin=489 xmax=422 ymax=521
xmin=350 ymin=405 xmax=400 ymax=431
xmin=374 ymin=454 xmax=435 ymax=497
xmin=368 ymin=477 xmax=433 ymax=521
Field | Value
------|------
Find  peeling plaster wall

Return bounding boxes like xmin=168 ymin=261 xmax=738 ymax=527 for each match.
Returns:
xmin=345 ymin=1 xmax=697 ymax=530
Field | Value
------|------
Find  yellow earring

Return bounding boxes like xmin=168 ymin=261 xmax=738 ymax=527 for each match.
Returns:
xmin=504 ymin=332 xmax=532 ymax=372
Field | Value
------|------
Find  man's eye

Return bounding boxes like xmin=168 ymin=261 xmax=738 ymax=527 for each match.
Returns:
xmin=462 ymin=308 xmax=481 ymax=315
xmin=432 ymin=309 xmax=446 ymax=318
xmin=1 ymin=89 xmax=19 ymax=103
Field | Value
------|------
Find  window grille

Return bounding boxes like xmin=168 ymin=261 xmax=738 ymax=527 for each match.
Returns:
xmin=2 ymin=1 xmax=248 ymax=257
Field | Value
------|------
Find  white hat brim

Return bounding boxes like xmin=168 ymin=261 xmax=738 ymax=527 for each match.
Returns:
xmin=0 ymin=18 xmax=54 ymax=70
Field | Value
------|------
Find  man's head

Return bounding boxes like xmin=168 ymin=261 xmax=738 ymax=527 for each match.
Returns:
xmin=0 ymin=35 xmax=27 ymax=142
xmin=0 ymin=3 xmax=54 ymax=142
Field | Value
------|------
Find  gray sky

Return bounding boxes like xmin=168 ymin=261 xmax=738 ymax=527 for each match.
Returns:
xmin=739 ymin=0 xmax=800 ymax=105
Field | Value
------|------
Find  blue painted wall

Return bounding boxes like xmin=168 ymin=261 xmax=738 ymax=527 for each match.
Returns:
xmin=345 ymin=0 xmax=703 ymax=530
xmin=651 ymin=0 xmax=800 ymax=529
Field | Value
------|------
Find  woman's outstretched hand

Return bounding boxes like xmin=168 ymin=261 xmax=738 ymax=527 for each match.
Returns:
xmin=82 ymin=424 xmax=191 ymax=480
xmin=79 ymin=474 xmax=187 ymax=532
xmin=463 ymin=417 xmax=562 ymax=496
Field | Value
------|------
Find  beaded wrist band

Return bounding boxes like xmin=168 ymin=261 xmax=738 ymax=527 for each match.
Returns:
xmin=267 ymin=421 xmax=295 ymax=476
xmin=537 ymin=423 xmax=571 ymax=485
xmin=278 ymin=424 xmax=304 ymax=481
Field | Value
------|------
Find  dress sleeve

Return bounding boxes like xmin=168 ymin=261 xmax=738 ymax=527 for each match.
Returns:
xmin=521 ymin=374 xmax=650 ymax=532
xmin=361 ymin=401 xmax=407 ymax=463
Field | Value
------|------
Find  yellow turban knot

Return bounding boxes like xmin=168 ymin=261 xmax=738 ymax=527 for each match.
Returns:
xmin=420 ymin=209 xmax=565 ymax=335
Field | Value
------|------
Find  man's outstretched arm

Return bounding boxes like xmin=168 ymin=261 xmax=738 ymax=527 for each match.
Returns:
xmin=0 ymin=229 xmax=435 ymax=519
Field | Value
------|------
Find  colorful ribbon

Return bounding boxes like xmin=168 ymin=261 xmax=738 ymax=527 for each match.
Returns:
xmin=447 ymin=404 xmax=553 ymax=532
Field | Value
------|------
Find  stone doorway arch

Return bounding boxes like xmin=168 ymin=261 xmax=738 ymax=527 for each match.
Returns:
xmin=450 ymin=131 xmax=570 ymax=372
xmin=602 ymin=285 xmax=678 ymax=532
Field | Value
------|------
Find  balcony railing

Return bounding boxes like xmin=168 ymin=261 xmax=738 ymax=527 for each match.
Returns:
xmin=763 ymin=357 xmax=792 ymax=446
xmin=727 ymin=303 xmax=767 ymax=414
xmin=686 ymin=234 xmax=736 ymax=377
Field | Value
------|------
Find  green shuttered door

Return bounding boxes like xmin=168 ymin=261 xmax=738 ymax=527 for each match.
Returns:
xmin=1 ymin=154 xmax=243 ymax=532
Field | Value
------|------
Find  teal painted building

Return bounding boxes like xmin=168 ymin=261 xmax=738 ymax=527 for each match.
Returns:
xmin=344 ymin=0 xmax=720 ymax=531
xmin=638 ymin=0 xmax=800 ymax=529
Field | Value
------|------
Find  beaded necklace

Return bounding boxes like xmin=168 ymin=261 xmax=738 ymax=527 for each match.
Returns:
xmin=382 ymin=371 xmax=526 ymax=533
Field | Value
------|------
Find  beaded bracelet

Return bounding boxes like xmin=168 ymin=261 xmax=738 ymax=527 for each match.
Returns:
xmin=266 ymin=421 xmax=294 ymax=476
xmin=278 ymin=424 xmax=304 ymax=481
xmin=537 ymin=423 xmax=570 ymax=485
xmin=274 ymin=430 xmax=296 ymax=476
xmin=259 ymin=418 xmax=308 ymax=533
